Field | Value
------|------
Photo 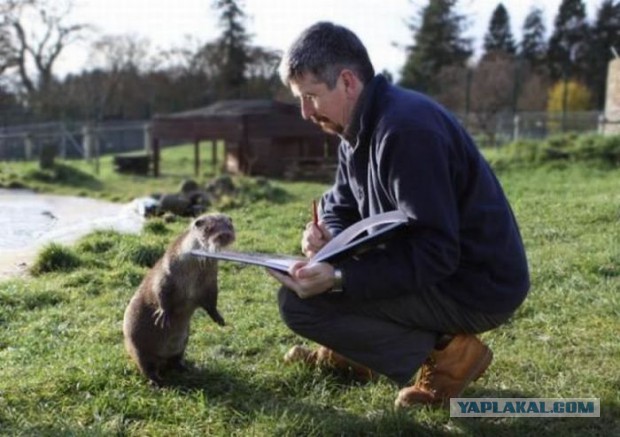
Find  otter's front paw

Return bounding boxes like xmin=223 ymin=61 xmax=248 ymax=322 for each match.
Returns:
xmin=152 ymin=308 xmax=170 ymax=329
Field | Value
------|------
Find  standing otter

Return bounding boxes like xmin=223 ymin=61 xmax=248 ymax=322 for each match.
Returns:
xmin=122 ymin=212 xmax=235 ymax=385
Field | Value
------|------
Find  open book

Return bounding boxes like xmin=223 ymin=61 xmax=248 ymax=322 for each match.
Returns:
xmin=191 ymin=209 xmax=412 ymax=273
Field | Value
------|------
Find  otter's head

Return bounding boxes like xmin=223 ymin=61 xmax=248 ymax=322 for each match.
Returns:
xmin=190 ymin=213 xmax=235 ymax=252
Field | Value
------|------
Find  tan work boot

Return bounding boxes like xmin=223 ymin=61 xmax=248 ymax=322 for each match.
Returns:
xmin=284 ymin=345 xmax=377 ymax=382
xmin=394 ymin=334 xmax=493 ymax=408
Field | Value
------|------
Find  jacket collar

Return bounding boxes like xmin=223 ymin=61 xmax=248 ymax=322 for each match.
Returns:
xmin=342 ymin=74 xmax=388 ymax=147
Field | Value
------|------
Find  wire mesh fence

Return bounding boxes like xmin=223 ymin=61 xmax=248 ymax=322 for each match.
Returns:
xmin=0 ymin=120 xmax=151 ymax=162
xmin=0 ymin=111 xmax=611 ymax=165
xmin=456 ymin=111 xmax=604 ymax=146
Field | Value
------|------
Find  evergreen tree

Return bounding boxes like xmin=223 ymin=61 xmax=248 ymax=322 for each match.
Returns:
xmin=399 ymin=0 xmax=472 ymax=94
xmin=483 ymin=3 xmax=516 ymax=56
xmin=587 ymin=0 xmax=620 ymax=108
xmin=547 ymin=0 xmax=590 ymax=82
xmin=212 ymin=0 xmax=251 ymax=98
xmin=520 ymin=6 xmax=547 ymax=69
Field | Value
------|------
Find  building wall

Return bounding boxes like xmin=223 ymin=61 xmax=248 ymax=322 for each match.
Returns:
xmin=604 ymin=59 xmax=620 ymax=135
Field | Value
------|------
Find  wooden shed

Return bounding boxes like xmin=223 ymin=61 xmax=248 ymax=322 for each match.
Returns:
xmin=151 ymin=99 xmax=339 ymax=178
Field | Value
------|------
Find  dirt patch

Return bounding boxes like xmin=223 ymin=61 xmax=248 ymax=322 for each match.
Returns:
xmin=0 ymin=189 xmax=144 ymax=280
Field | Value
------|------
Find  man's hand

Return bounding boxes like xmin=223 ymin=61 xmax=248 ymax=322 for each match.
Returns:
xmin=267 ymin=261 xmax=336 ymax=299
xmin=301 ymin=221 xmax=332 ymax=258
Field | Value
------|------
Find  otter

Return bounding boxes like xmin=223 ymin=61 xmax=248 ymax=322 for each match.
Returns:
xmin=122 ymin=212 xmax=235 ymax=385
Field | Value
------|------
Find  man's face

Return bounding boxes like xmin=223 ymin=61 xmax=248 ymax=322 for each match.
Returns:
xmin=289 ymin=72 xmax=349 ymax=135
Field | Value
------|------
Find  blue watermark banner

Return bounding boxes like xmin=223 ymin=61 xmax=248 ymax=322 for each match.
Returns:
xmin=450 ymin=398 xmax=600 ymax=418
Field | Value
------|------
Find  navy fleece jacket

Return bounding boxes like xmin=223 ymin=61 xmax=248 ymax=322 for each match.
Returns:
xmin=320 ymin=75 xmax=529 ymax=314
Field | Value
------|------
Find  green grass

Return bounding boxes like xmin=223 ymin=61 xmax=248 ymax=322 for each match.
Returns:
xmin=0 ymin=143 xmax=619 ymax=436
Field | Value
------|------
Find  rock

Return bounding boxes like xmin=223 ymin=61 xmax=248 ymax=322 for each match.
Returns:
xmin=205 ymin=175 xmax=236 ymax=199
xmin=179 ymin=179 xmax=200 ymax=195
xmin=158 ymin=193 xmax=191 ymax=216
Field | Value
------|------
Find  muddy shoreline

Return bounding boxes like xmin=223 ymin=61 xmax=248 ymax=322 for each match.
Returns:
xmin=0 ymin=189 xmax=144 ymax=279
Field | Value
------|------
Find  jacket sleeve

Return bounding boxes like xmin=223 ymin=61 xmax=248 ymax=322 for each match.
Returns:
xmin=339 ymin=128 xmax=461 ymax=299
xmin=319 ymin=142 xmax=362 ymax=237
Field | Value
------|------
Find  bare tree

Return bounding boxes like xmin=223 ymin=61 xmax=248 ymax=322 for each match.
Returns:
xmin=515 ymin=63 xmax=550 ymax=111
xmin=2 ymin=0 xmax=88 ymax=116
xmin=60 ymin=34 xmax=159 ymax=121
xmin=244 ymin=45 xmax=283 ymax=98
xmin=0 ymin=0 xmax=26 ymax=75
xmin=89 ymin=33 xmax=155 ymax=73
xmin=159 ymin=35 xmax=209 ymax=77
xmin=435 ymin=65 xmax=469 ymax=112
xmin=469 ymin=54 xmax=516 ymax=144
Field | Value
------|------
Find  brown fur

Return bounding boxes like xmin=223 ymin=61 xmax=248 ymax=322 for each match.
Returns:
xmin=122 ymin=213 xmax=235 ymax=385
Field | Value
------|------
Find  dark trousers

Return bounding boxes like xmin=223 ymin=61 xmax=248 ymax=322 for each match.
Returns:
xmin=278 ymin=286 xmax=513 ymax=386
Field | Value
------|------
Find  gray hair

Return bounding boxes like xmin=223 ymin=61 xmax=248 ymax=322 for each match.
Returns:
xmin=278 ymin=22 xmax=375 ymax=89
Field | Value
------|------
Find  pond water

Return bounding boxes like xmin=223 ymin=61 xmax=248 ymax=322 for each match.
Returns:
xmin=0 ymin=189 xmax=144 ymax=278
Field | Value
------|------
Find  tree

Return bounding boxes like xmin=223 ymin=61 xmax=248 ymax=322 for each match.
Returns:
xmin=1 ymin=0 xmax=89 ymax=118
xmin=547 ymin=79 xmax=592 ymax=112
xmin=399 ymin=0 xmax=472 ymax=95
xmin=244 ymin=45 xmax=283 ymax=98
xmin=82 ymin=34 xmax=155 ymax=120
xmin=519 ymin=6 xmax=547 ymax=69
xmin=0 ymin=1 xmax=19 ymax=76
xmin=482 ymin=3 xmax=516 ymax=57
xmin=547 ymin=0 xmax=590 ymax=82
xmin=515 ymin=67 xmax=550 ymax=111
xmin=586 ymin=0 xmax=620 ymax=109
xmin=469 ymin=54 xmax=517 ymax=144
xmin=433 ymin=65 xmax=468 ymax=112
xmin=212 ymin=0 xmax=251 ymax=99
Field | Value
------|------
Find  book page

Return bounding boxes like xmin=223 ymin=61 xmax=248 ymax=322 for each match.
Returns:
xmin=310 ymin=209 xmax=409 ymax=264
xmin=191 ymin=209 xmax=411 ymax=272
xmin=191 ymin=250 xmax=304 ymax=272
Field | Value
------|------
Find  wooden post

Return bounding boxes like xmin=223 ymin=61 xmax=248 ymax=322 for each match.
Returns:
xmin=194 ymin=138 xmax=200 ymax=177
xmin=211 ymin=139 xmax=217 ymax=174
xmin=82 ymin=124 xmax=95 ymax=162
xmin=143 ymin=123 xmax=153 ymax=154
xmin=94 ymin=136 xmax=100 ymax=175
xmin=152 ymin=137 xmax=160 ymax=177
xmin=512 ymin=114 xmax=520 ymax=141
xmin=24 ymin=134 xmax=34 ymax=160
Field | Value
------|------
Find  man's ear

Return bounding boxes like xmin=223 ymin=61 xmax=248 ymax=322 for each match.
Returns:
xmin=340 ymin=69 xmax=359 ymax=96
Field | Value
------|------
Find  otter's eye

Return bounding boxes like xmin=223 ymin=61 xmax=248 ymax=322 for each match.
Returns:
xmin=194 ymin=219 xmax=205 ymax=227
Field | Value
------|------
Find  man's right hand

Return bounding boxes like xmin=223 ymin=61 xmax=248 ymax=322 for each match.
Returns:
xmin=301 ymin=221 xmax=331 ymax=258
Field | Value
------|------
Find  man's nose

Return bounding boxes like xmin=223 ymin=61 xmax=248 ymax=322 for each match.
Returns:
xmin=300 ymin=99 xmax=315 ymax=120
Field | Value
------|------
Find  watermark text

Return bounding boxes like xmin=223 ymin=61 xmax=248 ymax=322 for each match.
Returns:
xmin=450 ymin=398 xmax=600 ymax=417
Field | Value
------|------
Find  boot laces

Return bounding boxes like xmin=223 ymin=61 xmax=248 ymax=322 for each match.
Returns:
xmin=417 ymin=356 xmax=437 ymax=394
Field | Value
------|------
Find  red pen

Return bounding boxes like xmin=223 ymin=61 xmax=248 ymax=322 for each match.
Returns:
xmin=312 ymin=199 xmax=318 ymax=226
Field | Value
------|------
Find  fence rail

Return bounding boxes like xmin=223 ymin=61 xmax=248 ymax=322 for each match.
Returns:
xmin=0 ymin=121 xmax=151 ymax=161
xmin=0 ymin=111 xmax=615 ymax=163
xmin=455 ymin=111 xmax=606 ymax=146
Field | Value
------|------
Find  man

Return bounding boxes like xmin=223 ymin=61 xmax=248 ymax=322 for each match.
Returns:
xmin=268 ymin=22 xmax=529 ymax=407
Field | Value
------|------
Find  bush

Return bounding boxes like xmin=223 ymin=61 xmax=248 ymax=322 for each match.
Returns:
xmin=76 ymin=230 xmax=124 ymax=254
xmin=142 ymin=219 xmax=170 ymax=235
xmin=115 ymin=239 xmax=165 ymax=268
xmin=491 ymin=134 xmax=620 ymax=169
xmin=547 ymin=80 xmax=593 ymax=112
xmin=30 ymin=243 xmax=82 ymax=275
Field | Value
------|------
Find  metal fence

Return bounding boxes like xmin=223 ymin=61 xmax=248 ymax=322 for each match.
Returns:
xmin=0 ymin=120 xmax=152 ymax=161
xmin=0 ymin=111 xmax=611 ymax=163
xmin=456 ymin=111 xmax=605 ymax=146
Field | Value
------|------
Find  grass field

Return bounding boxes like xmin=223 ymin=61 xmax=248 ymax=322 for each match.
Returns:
xmin=0 ymin=143 xmax=619 ymax=436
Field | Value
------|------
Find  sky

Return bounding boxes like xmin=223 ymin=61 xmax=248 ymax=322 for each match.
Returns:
xmin=56 ymin=0 xmax=604 ymax=79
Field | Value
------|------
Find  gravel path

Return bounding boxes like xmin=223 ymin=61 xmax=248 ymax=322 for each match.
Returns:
xmin=0 ymin=189 xmax=144 ymax=279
